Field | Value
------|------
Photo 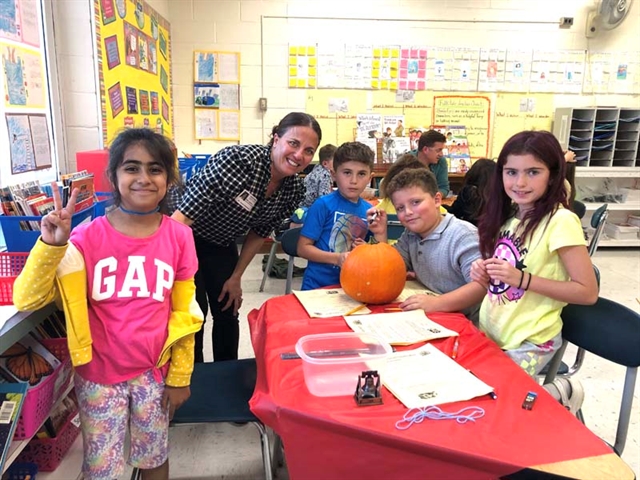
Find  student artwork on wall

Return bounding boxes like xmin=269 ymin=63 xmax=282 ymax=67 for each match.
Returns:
xmin=371 ymin=46 xmax=399 ymax=91
xmin=609 ymin=51 xmax=640 ymax=95
xmin=193 ymin=50 xmax=241 ymax=140
xmin=398 ymin=47 xmax=427 ymax=91
xmin=288 ymin=45 xmax=317 ymax=88
xmin=6 ymin=113 xmax=52 ymax=174
xmin=344 ymin=44 xmax=372 ymax=89
xmin=450 ymin=48 xmax=480 ymax=92
xmin=1 ymin=42 xmax=45 ymax=108
xmin=426 ymin=47 xmax=455 ymax=91
xmin=0 ymin=0 xmax=40 ymax=47
xmin=317 ymin=44 xmax=345 ymax=89
xmin=478 ymin=48 xmax=506 ymax=92
xmin=94 ymin=0 xmax=172 ymax=144
xmin=289 ymin=43 xmax=639 ymax=96
xmin=504 ymin=49 xmax=532 ymax=92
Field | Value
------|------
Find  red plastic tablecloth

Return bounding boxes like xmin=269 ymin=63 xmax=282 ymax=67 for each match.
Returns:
xmin=248 ymin=295 xmax=614 ymax=480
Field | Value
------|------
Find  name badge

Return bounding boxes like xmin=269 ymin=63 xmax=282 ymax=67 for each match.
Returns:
xmin=235 ymin=189 xmax=257 ymax=211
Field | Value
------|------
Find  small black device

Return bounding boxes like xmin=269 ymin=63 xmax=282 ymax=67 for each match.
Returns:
xmin=355 ymin=370 xmax=383 ymax=406
xmin=522 ymin=391 xmax=537 ymax=410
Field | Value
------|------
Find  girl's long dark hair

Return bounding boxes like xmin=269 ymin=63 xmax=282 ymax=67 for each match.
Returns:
xmin=461 ymin=158 xmax=496 ymax=222
xmin=478 ymin=131 xmax=568 ymax=258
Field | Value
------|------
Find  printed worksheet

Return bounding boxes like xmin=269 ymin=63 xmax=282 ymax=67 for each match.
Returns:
xmin=394 ymin=280 xmax=439 ymax=302
xmin=383 ymin=343 xmax=494 ymax=408
xmin=293 ymin=288 xmax=372 ymax=318
xmin=344 ymin=309 xmax=457 ymax=345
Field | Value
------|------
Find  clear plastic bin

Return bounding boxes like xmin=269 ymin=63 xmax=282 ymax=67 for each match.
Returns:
xmin=295 ymin=332 xmax=392 ymax=397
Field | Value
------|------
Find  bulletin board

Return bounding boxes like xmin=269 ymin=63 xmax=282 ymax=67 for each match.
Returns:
xmin=304 ymin=89 xmax=557 ymax=159
xmin=94 ymin=0 xmax=172 ymax=145
xmin=0 ymin=0 xmax=53 ymax=176
xmin=193 ymin=50 xmax=241 ymax=141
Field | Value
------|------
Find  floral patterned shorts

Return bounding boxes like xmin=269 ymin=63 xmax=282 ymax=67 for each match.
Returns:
xmin=75 ymin=370 xmax=169 ymax=480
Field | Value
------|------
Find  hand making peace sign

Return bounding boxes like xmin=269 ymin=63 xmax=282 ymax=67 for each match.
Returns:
xmin=40 ymin=181 xmax=79 ymax=247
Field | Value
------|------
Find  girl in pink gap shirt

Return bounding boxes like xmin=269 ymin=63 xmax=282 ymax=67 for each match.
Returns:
xmin=14 ymin=128 xmax=203 ymax=480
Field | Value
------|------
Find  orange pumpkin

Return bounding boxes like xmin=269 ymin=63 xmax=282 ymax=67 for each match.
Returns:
xmin=340 ymin=243 xmax=406 ymax=304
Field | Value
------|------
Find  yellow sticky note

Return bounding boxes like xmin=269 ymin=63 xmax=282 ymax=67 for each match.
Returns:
xmin=390 ymin=70 xmax=398 ymax=78
xmin=298 ymin=46 xmax=307 ymax=55
xmin=289 ymin=78 xmax=297 ymax=87
xmin=382 ymin=48 xmax=390 ymax=57
xmin=289 ymin=56 xmax=297 ymax=66
xmin=390 ymin=80 xmax=398 ymax=90
xmin=308 ymin=57 xmax=317 ymax=66
xmin=391 ymin=59 xmax=399 ymax=69
xmin=391 ymin=49 xmax=400 ymax=58
xmin=372 ymin=79 xmax=380 ymax=89
xmin=381 ymin=80 xmax=389 ymax=89
xmin=372 ymin=68 xmax=380 ymax=78
xmin=289 ymin=66 xmax=298 ymax=76
xmin=289 ymin=46 xmax=297 ymax=55
xmin=308 ymin=77 xmax=316 ymax=87
xmin=308 ymin=66 xmax=316 ymax=76
xmin=308 ymin=46 xmax=316 ymax=55
xmin=373 ymin=48 xmax=381 ymax=57
xmin=372 ymin=59 xmax=380 ymax=68
xmin=297 ymin=78 xmax=306 ymax=88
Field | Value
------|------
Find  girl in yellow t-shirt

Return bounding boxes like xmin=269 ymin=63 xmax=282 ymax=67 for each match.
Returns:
xmin=471 ymin=130 xmax=598 ymax=376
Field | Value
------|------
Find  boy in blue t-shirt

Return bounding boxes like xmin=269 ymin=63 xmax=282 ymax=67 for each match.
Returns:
xmin=298 ymin=142 xmax=386 ymax=290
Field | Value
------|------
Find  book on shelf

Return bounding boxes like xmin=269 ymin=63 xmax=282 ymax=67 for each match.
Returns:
xmin=0 ymin=382 xmax=29 ymax=472
xmin=61 ymin=171 xmax=95 ymax=210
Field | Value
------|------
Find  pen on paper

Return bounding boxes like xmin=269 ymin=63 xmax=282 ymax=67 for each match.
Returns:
xmin=344 ymin=304 xmax=367 ymax=316
xmin=384 ymin=307 xmax=403 ymax=311
xmin=468 ymin=370 xmax=497 ymax=400
xmin=451 ymin=337 xmax=460 ymax=359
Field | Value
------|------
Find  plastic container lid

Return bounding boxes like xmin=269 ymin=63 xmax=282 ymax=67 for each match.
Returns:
xmin=295 ymin=332 xmax=392 ymax=397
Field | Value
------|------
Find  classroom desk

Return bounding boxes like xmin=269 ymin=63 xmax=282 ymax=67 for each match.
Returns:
xmin=248 ymin=296 xmax=634 ymax=480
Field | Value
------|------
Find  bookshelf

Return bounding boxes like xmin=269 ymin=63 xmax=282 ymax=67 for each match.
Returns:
xmin=553 ymin=107 xmax=640 ymax=249
xmin=0 ymin=304 xmax=61 ymax=473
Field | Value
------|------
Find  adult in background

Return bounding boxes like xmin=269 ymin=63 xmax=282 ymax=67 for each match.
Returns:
xmin=300 ymin=143 xmax=336 ymax=208
xmin=172 ymin=112 xmax=322 ymax=362
xmin=411 ymin=129 xmax=450 ymax=196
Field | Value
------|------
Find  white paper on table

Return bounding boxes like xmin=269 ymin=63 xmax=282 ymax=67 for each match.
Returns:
xmin=394 ymin=279 xmax=440 ymax=302
xmin=383 ymin=343 xmax=494 ymax=408
xmin=293 ymin=288 xmax=372 ymax=318
xmin=344 ymin=309 xmax=457 ymax=345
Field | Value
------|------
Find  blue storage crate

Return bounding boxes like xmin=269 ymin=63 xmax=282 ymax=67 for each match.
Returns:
xmin=4 ymin=462 xmax=38 ymax=479
xmin=93 ymin=192 xmax=115 ymax=218
xmin=0 ymin=205 xmax=94 ymax=252
xmin=178 ymin=156 xmax=210 ymax=182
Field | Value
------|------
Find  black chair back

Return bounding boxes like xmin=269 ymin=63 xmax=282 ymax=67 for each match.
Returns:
xmin=572 ymin=200 xmax=586 ymax=219
xmin=561 ymin=298 xmax=640 ymax=368
xmin=281 ymin=227 xmax=302 ymax=257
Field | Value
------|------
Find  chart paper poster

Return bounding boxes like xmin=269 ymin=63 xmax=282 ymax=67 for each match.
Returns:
xmin=433 ymin=95 xmax=492 ymax=158
xmin=94 ymin=0 xmax=172 ymax=144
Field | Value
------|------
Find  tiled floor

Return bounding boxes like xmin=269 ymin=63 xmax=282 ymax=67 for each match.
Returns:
xmin=40 ymin=248 xmax=639 ymax=480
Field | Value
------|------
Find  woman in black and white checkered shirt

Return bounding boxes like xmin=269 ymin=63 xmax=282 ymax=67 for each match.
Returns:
xmin=172 ymin=112 xmax=322 ymax=362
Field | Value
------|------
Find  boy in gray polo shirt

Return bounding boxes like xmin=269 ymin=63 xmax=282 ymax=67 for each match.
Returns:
xmin=368 ymin=168 xmax=485 ymax=323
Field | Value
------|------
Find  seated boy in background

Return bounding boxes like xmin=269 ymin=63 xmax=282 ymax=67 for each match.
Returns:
xmin=368 ymin=168 xmax=485 ymax=323
xmin=298 ymin=142 xmax=386 ymax=290
xmin=301 ymin=144 xmax=336 ymax=208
